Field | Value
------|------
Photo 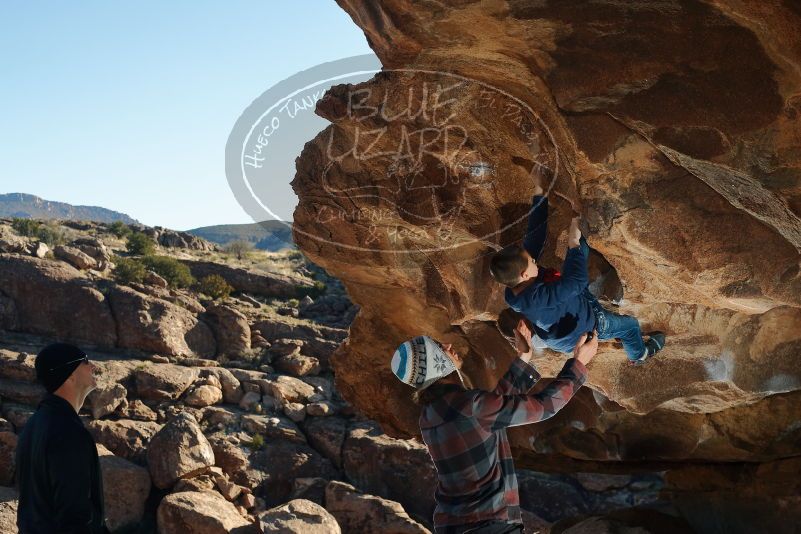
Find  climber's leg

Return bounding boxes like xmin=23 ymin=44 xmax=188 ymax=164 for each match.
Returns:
xmin=593 ymin=305 xmax=647 ymax=361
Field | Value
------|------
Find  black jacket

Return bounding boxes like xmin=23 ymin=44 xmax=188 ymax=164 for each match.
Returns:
xmin=15 ymin=393 xmax=107 ymax=534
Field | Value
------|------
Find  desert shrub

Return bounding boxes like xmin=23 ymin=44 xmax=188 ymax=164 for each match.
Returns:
xmin=11 ymin=218 xmax=40 ymax=237
xmin=286 ymin=249 xmax=304 ymax=261
xmin=142 ymin=255 xmax=195 ymax=288
xmin=113 ymin=256 xmax=146 ymax=285
xmin=196 ymin=274 xmax=233 ymax=300
xmin=247 ymin=434 xmax=264 ymax=451
xmin=286 ymin=298 xmax=300 ymax=308
xmin=126 ymin=231 xmax=156 ymax=256
xmin=109 ymin=220 xmax=131 ymax=238
xmin=224 ymin=240 xmax=253 ymax=261
xmin=11 ymin=218 xmax=67 ymax=246
xmin=296 ymin=280 xmax=326 ymax=299
xmin=34 ymin=222 xmax=68 ymax=246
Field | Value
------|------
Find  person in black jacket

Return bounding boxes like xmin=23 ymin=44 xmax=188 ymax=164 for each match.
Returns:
xmin=15 ymin=342 xmax=108 ymax=534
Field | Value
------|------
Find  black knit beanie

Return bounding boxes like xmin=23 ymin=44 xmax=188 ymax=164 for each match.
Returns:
xmin=35 ymin=343 xmax=86 ymax=393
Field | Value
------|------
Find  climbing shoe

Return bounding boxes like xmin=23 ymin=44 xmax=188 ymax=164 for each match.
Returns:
xmin=629 ymin=331 xmax=666 ymax=366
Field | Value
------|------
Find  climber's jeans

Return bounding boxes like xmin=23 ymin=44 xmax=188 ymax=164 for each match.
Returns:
xmin=588 ymin=293 xmax=646 ymax=360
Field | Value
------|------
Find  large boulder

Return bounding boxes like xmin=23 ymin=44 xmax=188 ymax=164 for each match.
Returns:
xmin=53 ymin=244 xmax=97 ymax=270
xmin=259 ymin=499 xmax=340 ymax=534
xmin=342 ymin=423 xmax=436 ymax=522
xmin=87 ymin=419 xmax=162 ymax=464
xmin=288 ymin=0 xmax=801 ymax=474
xmin=146 ymin=412 xmax=215 ymax=489
xmin=250 ymin=439 xmax=339 ymax=506
xmin=108 ymin=285 xmax=216 ymax=357
xmin=134 ymin=363 xmax=199 ymax=401
xmin=203 ymin=302 xmax=251 ymax=356
xmin=97 ymin=444 xmax=151 ymax=532
xmin=325 ymin=481 xmax=430 ymax=534
xmin=302 ymin=416 xmax=348 ymax=468
xmin=156 ymin=490 xmax=258 ymax=534
xmin=0 ymin=254 xmax=116 ymax=347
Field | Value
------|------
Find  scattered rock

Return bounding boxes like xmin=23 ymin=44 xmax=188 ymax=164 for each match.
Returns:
xmin=284 ymin=402 xmax=306 ymax=423
xmin=259 ymin=499 xmax=340 ymax=534
xmin=54 ymin=244 xmax=97 ymax=270
xmin=250 ymin=440 xmax=339 ymax=506
xmin=157 ymin=490 xmax=258 ymax=534
xmin=326 ymin=480 xmax=430 ymax=534
xmin=267 ymin=375 xmax=316 ymax=404
xmin=200 ymin=367 xmax=242 ymax=404
xmin=302 ymin=416 xmax=347 ymax=468
xmin=145 ymin=270 xmax=169 ymax=288
xmin=185 ymin=384 xmax=223 ymax=407
xmin=238 ymin=391 xmax=261 ymax=411
xmin=87 ymin=383 xmax=128 ymax=419
xmin=275 ymin=354 xmax=321 ymax=377
xmin=119 ymin=399 xmax=159 ymax=422
xmin=87 ymin=419 xmax=162 ymax=464
xmin=307 ymin=401 xmax=335 ymax=417
xmin=134 ymin=363 xmax=199 ymax=401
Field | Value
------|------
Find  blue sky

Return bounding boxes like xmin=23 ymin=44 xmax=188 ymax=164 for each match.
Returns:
xmin=0 ymin=1 xmax=375 ymax=230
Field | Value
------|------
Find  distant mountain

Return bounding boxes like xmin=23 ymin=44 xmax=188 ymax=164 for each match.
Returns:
xmin=186 ymin=220 xmax=294 ymax=251
xmin=0 ymin=193 xmax=139 ymax=224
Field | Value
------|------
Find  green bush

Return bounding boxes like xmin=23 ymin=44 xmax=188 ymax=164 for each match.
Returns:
xmin=126 ymin=232 xmax=156 ymax=256
xmin=142 ymin=255 xmax=195 ymax=288
xmin=11 ymin=218 xmax=40 ymax=237
xmin=224 ymin=240 xmax=253 ymax=261
xmin=196 ymin=274 xmax=233 ymax=300
xmin=113 ymin=256 xmax=147 ymax=285
xmin=296 ymin=280 xmax=326 ymax=299
xmin=247 ymin=434 xmax=264 ymax=451
xmin=109 ymin=221 xmax=131 ymax=238
xmin=37 ymin=223 xmax=67 ymax=247
xmin=11 ymin=218 xmax=67 ymax=246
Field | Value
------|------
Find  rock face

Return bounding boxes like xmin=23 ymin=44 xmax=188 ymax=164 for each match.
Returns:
xmin=109 ymin=286 xmax=216 ymax=357
xmin=290 ymin=0 xmax=801 ymax=474
xmin=0 ymin=254 xmax=117 ymax=347
xmin=179 ymin=259 xmax=313 ymax=298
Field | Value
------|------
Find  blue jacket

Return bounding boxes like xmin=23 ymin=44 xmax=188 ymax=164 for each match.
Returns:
xmin=504 ymin=195 xmax=596 ymax=353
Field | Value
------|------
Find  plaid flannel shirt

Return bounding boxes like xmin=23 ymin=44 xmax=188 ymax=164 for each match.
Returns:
xmin=419 ymin=357 xmax=587 ymax=532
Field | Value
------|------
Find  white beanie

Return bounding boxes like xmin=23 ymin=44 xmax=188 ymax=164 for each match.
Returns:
xmin=391 ymin=336 xmax=463 ymax=390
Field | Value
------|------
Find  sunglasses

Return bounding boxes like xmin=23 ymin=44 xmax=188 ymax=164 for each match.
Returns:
xmin=49 ymin=355 xmax=89 ymax=372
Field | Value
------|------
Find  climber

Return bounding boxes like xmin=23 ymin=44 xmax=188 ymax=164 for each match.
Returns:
xmin=488 ymin=178 xmax=665 ymax=364
xmin=390 ymin=328 xmax=597 ymax=533
xmin=15 ymin=342 xmax=109 ymax=534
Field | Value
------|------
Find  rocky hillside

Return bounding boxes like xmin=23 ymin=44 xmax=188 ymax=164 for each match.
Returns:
xmin=0 ymin=193 xmax=138 ymax=224
xmin=288 ymin=1 xmax=801 ymax=531
xmin=0 ymin=216 xmax=674 ymax=533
